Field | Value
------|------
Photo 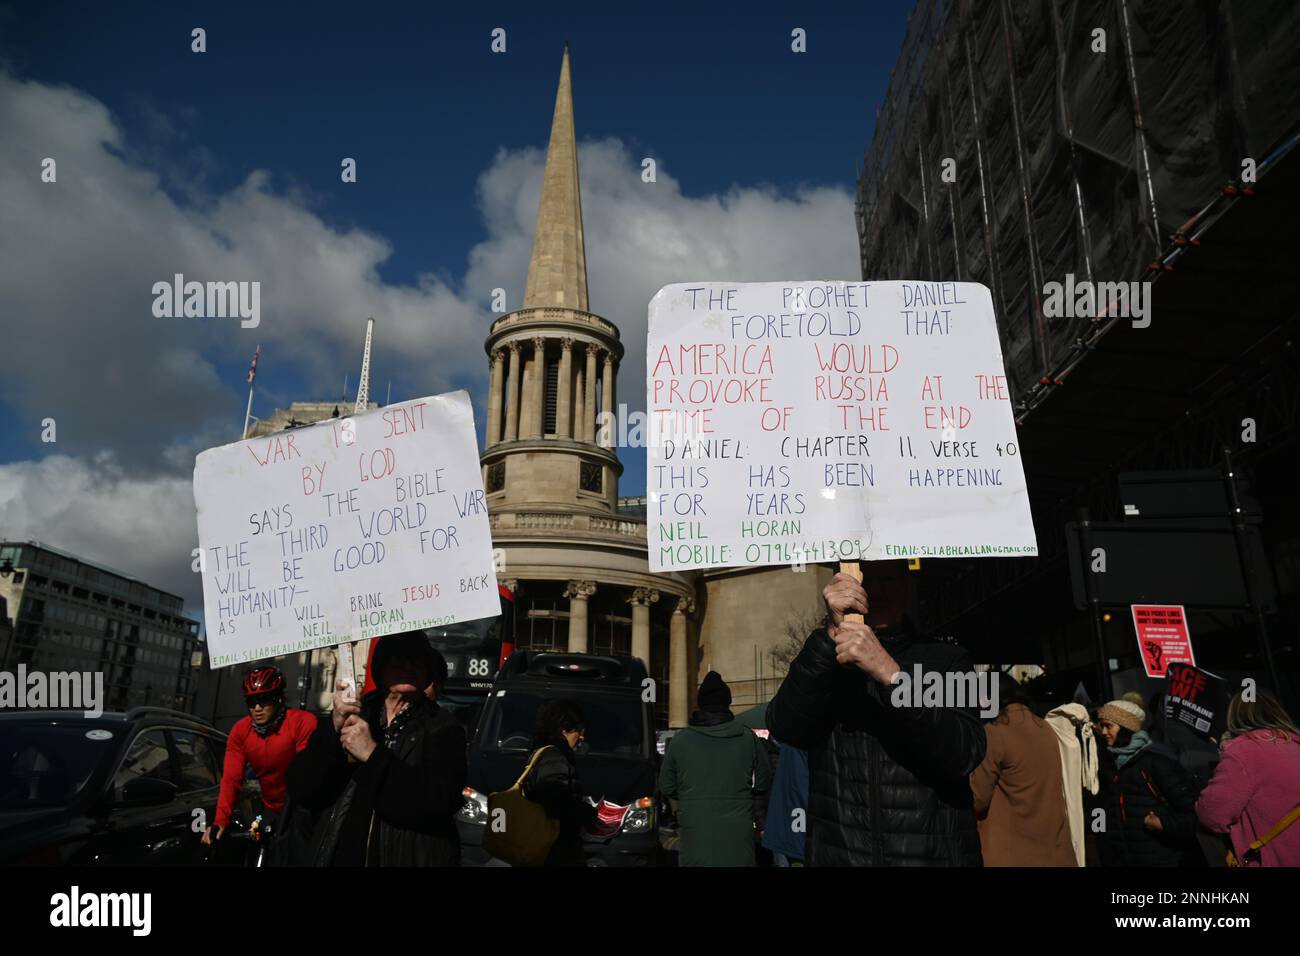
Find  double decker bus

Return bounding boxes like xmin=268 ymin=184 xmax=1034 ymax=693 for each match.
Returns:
xmin=360 ymin=585 xmax=515 ymax=736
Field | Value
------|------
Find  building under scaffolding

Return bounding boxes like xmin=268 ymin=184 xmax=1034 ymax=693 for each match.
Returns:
xmin=856 ymin=0 xmax=1300 ymax=702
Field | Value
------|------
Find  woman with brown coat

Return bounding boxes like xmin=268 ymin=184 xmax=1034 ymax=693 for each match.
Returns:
xmin=970 ymin=676 xmax=1076 ymax=866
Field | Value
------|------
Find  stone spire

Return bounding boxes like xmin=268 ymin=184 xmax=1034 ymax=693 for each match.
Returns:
xmin=523 ymin=46 xmax=590 ymax=312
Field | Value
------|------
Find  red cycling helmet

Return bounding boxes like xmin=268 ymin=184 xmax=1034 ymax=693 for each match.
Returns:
xmin=242 ymin=666 xmax=286 ymax=698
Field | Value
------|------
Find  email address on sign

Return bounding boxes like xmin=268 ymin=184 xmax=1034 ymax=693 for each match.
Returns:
xmin=883 ymin=544 xmax=1038 ymax=557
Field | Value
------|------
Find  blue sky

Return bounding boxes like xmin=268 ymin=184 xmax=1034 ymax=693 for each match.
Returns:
xmin=0 ymin=0 xmax=914 ymax=610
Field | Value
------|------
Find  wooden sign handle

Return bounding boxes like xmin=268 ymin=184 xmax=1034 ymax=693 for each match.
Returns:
xmin=336 ymin=643 xmax=359 ymax=763
xmin=839 ymin=561 xmax=865 ymax=624
xmin=337 ymin=643 xmax=358 ymax=702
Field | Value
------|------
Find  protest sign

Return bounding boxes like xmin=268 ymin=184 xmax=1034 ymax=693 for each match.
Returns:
xmin=1132 ymin=604 xmax=1195 ymax=678
xmin=646 ymin=281 xmax=1037 ymax=572
xmin=1164 ymin=662 xmax=1227 ymax=740
xmin=194 ymin=390 xmax=500 ymax=668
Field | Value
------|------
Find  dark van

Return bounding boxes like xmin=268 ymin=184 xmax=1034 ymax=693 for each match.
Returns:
xmin=458 ymin=652 xmax=659 ymax=866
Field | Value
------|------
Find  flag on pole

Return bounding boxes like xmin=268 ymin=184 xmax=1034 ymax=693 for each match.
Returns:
xmin=246 ymin=346 xmax=261 ymax=385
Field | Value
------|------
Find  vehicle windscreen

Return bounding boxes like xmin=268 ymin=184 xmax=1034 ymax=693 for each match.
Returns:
xmin=424 ymin=618 xmax=500 ymax=688
xmin=0 ymin=721 xmax=118 ymax=808
xmin=438 ymin=692 xmax=487 ymax=737
xmin=477 ymin=690 xmax=646 ymax=757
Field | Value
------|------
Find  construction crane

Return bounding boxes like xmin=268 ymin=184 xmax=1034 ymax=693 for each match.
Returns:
xmin=354 ymin=316 xmax=374 ymax=414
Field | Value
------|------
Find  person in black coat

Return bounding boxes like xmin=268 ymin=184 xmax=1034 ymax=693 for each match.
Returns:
xmin=282 ymin=632 xmax=467 ymax=866
xmin=766 ymin=565 xmax=987 ymax=866
xmin=1094 ymin=699 xmax=1201 ymax=867
xmin=522 ymin=699 xmax=597 ymax=867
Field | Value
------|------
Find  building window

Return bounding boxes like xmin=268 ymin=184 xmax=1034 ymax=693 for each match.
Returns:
xmin=591 ymin=613 xmax=632 ymax=657
xmin=487 ymin=461 xmax=505 ymax=493
xmin=111 ymin=731 xmax=172 ymax=797
xmin=523 ymin=606 xmax=564 ymax=652
xmin=580 ymin=462 xmax=602 ymax=494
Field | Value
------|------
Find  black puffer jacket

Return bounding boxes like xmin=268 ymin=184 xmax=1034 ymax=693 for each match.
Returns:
xmin=523 ymin=741 xmax=597 ymax=867
xmin=1096 ymin=742 xmax=1201 ymax=867
xmin=767 ymin=627 xmax=986 ymax=866
xmin=284 ymin=695 xmax=467 ymax=866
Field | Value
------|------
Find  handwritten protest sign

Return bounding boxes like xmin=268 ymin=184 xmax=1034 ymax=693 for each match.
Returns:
xmin=194 ymin=390 xmax=500 ymax=668
xmin=646 ymin=281 xmax=1037 ymax=572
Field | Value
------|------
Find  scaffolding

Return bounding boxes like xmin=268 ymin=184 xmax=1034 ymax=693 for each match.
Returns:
xmin=856 ymin=1 xmax=1300 ymax=676
xmin=856 ymin=0 xmax=1300 ymax=411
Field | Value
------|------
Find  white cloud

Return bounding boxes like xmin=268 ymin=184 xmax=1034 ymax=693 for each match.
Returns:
xmin=0 ymin=455 xmax=198 ymax=606
xmin=469 ymin=138 xmax=861 ymax=409
xmin=0 ymin=71 xmax=857 ymax=614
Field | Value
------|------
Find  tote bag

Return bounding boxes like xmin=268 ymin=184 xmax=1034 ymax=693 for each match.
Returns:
xmin=482 ymin=746 xmax=561 ymax=866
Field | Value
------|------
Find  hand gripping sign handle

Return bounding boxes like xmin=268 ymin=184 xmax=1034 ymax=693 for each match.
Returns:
xmin=336 ymin=642 xmax=359 ymax=763
xmin=839 ymin=562 xmax=865 ymax=624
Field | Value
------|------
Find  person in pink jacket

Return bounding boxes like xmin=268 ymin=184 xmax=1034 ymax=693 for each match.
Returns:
xmin=1196 ymin=689 xmax=1300 ymax=867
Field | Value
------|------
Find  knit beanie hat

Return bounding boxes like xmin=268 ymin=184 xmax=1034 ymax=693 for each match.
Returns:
xmin=1098 ymin=699 xmax=1145 ymax=733
xmin=697 ymin=670 xmax=732 ymax=709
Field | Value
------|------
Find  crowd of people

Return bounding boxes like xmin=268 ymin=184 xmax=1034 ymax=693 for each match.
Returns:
xmin=207 ymin=569 xmax=1300 ymax=867
xmin=670 ymin=569 xmax=1300 ymax=868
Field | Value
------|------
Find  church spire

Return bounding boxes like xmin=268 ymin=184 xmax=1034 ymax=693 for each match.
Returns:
xmin=523 ymin=46 xmax=589 ymax=312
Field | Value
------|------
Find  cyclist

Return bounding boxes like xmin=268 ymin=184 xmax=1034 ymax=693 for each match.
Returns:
xmin=203 ymin=665 xmax=315 ymax=847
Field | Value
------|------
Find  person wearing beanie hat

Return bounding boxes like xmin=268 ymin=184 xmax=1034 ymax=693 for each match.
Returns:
xmin=697 ymin=670 xmax=732 ymax=709
xmin=283 ymin=631 xmax=468 ymax=866
xmin=1098 ymin=699 xmax=1145 ymax=734
xmin=1094 ymin=697 xmax=1202 ymax=867
xmin=659 ymin=671 xmax=772 ymax=866
xmin=1121 ymin=690 xmax=1148 ymax=712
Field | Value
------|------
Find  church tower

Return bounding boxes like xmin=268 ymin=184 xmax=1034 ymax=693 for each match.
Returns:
xmin=481 ymin=45 xmax=623 ymax=511
xmin=479 ymin=48 xmax=696 ymax=727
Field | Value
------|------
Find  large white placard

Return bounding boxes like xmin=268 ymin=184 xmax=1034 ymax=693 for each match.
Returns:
xmin=194 ymin=390 xmax=500 ymax=667
xmin=646 ymin=281 xmax=1038 ymax=572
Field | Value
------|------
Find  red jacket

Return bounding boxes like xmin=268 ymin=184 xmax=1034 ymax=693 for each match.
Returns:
xmin=1196 ymin=730 xmax=1300 ymax=867
xmin=216 ymin=708 xmax=316 ymax=828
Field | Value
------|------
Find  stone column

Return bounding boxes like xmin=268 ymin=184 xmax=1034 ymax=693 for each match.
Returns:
xmin=584 ymin=344 xmax=599 ymax=443
xmin=574 ymin=367 xmax=585 ymax=441
xmin=487 ymin=349 xmax=505 ymax=445
xmin=557 ymin=338 xmax=574 ymax=438
xmin=504 ymin=342 xmax=521 ymax=441
xmin=530 ymin=336 xmax=547 ymax=438
xmin=600 ymin=352 xmax=615 ymax=448
xmin=520 ymin=352 xmax=532 ymax=437
xmin=564 ymin=580 xmax=596 ymax=654
xmin=629 ymin=588 xmax=659 ymax=671
xmin=669 ymin=597 xmax=693 ymax=728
